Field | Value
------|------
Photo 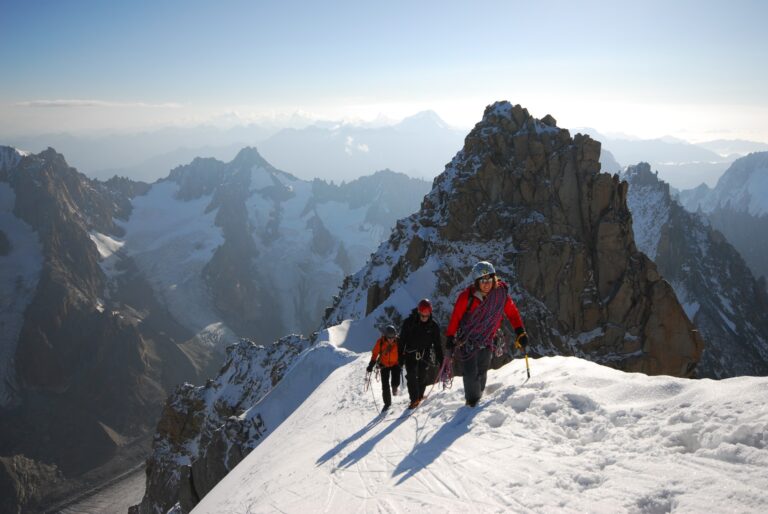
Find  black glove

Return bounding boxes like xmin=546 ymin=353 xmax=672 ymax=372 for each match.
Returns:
xmin=366 ymin=362 xmax=374 ymax=373
xmin=515 ymin=327 xmax=528 ymax=350
xmin=446 ymin=335 xmax=455 ymax=350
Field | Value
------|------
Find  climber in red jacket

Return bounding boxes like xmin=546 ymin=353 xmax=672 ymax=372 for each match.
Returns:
xmin=445 ymin=261 xmax=529 ymax=407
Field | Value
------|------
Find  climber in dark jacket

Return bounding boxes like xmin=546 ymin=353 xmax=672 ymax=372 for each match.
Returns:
xmin=399 ymin=299 xmax=443 ymax=409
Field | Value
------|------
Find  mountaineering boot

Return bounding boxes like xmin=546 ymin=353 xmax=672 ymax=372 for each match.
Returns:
xmin=382 ymin=404 xmax=390 ymax=413
xmin=408 ymin=399 xmax=420 ymax=409
xmin=393 ymin=387 xmax=398 ymax=396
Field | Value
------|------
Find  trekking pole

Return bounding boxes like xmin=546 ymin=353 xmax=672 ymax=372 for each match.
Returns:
xmin=365 ymin=369 xmax=379 ymax=411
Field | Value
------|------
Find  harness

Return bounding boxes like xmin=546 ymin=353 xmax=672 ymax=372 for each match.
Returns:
xmin=402 ymin=315 xmax=434 ymax=363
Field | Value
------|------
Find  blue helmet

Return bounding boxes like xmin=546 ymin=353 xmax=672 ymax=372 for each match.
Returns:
xmin=472 ymin=261 xmax=496 ymax=281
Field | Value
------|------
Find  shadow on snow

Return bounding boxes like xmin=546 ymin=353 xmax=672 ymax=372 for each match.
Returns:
xmin=392 ymin=405 xmax=481 ymax=484
xmin=333 ymin=412 xmax=413 ymax=469
xmin=316 ymin=411 xmax=400 ymax=467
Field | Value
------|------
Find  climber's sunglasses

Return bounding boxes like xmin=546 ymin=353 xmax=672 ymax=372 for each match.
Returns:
xmin=478 ymin=274 xmax=495 ymax=283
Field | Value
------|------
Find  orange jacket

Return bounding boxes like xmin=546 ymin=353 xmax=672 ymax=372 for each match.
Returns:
xmin=370 ymin=337 xmax=399 ymax=368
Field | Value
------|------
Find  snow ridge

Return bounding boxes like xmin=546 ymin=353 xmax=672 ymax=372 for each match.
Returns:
xmin=194 ymin=354 xmax=768 ymax=513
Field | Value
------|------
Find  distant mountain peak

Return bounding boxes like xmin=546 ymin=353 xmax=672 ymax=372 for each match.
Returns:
xmin=231 ymin=146 xmax=270 ymax=168
xmin=397 ymin=110 xmax=451 ymax=131
xmin=0 ymin=145 xmax=30 ymax=172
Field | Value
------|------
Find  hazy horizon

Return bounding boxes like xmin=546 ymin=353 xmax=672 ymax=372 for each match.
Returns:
xmin=2 ymin=0 xmax=768 ymax=144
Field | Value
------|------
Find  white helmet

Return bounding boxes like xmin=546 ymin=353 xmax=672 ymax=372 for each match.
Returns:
xmin=472 ymin=261 xmax=496 ymax=281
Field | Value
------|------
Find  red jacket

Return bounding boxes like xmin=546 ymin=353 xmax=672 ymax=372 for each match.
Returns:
xmin=446 ymin=282 xmax=524 ymax=337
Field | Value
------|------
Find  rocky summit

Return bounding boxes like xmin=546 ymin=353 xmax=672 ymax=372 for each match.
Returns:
xmin=326 ymin=101 xmax=704 ymax=376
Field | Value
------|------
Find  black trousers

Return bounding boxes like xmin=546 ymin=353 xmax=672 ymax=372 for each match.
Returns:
xmin=461 ymin=346 xmax=492 ymax=404
xmin=380 ymin=365 xmax=401 ymax=407
xmin=404 ymin=355 xmax=431 ymax=402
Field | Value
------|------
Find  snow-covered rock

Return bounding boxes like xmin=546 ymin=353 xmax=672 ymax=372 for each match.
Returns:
xmin=130 ymin=335 xmax=348 ymax=514
xmin=624 ymin=162 xmax=768 ymax=378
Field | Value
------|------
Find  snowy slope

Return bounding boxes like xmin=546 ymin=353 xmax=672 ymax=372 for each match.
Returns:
xmin=89 ymin=179 xmax=235 ymax=347
xmin=195 ymin=345 xmax=768 ymax=513
xmin=0 ymin=182 xmax=43 ymax=407
xmin=244 ymin=164 xmax=391 ymax=336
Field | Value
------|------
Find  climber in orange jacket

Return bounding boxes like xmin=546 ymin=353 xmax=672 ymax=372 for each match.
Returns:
xmin=446 ymin=261 xmax=529 ymax=407
xmin=366 ymin=325 xmax=401 ymax=412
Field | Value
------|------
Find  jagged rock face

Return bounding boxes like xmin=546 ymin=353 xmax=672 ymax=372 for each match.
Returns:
xmin=0 ymin=455 xmax=63 ymax=514
xmin=327 ymin=102 xmax=703 ymax=377
xmin=10 ymin=149 xmax=118 ymax=391
xmin=624 ymin=163 xmax=768 ymax=378
xmin=131 ymin=336 xmax=309 ymax=514
xmin=677 ymin=152 xmax=768 ymax=282
xmin=0 ymin=148 xmax=219 ymax=513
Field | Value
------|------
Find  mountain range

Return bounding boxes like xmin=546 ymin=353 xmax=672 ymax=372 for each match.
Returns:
xmin=132 ymin=103 xmax=767 ymax=514
xmin=677 ymin=152 xmax=768 ymax=282
xmin=6 ymin=111 xmax=465 ymax=184
xmin=3 ymin=104 xmax=767 ymax=513
xmin=0 ymin=145 xmax=428 ymax=512
xmin=11 ymin=115 xmax=764 ymax=189
xmin=579 ymin=128 xmax=768 ymax=189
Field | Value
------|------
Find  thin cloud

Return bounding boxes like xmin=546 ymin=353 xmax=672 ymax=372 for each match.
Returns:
xmin=16 ymin=99 xmax=183 ymax=108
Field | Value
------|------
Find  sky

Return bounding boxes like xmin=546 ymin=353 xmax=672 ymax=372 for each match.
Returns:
xmin=2 ymin=0 xmax=768 ymax=142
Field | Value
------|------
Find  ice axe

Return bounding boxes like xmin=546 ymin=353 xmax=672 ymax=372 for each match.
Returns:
xmin=514 ymin=333 xmax=531 ymax=379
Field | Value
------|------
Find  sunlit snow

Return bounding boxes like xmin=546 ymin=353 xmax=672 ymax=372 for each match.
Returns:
xmin=194 ymin=342 xmax=768 ymax=513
